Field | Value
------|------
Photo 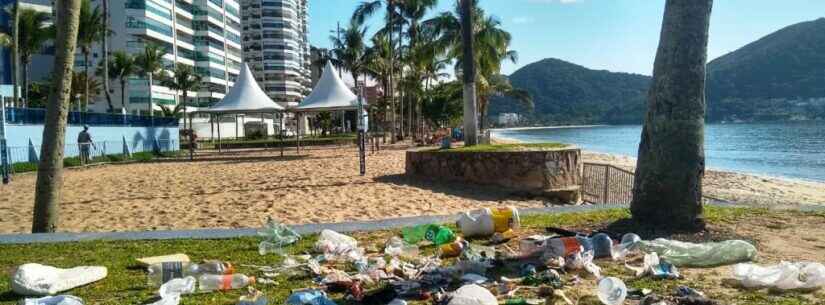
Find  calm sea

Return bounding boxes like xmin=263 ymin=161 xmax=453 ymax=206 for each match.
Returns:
xmin=492 ymin=121 xmax=825 ymax=182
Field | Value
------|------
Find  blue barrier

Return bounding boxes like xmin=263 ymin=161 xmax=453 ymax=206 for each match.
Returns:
xmin=3 ymin=107 xmax=178 ymax=127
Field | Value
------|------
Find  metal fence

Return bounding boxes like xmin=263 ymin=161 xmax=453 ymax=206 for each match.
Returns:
xmin=5 ymin=139 xmax=179 ymax=168
xmin=582 ymin=163 xmax=635 ymax=204
xmin=3 ymin=107 xmax=178 ymax=127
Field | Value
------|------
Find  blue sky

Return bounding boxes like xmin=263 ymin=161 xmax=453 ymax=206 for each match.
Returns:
xmin=309 ymin=0 xmax=825 ymax=76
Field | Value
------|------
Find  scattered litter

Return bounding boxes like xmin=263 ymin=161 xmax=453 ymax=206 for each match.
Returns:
xmin=440 ymin=237 xmax=468 ymax=258
xmin=565 ymin=249 xmax=601 ymax=278
xmin=732 ymin=261 xmax=825 ymax=290
xmin=627 ymin=288 xmax=653 ymax=300
xmin=521 ymin=269 xmax=563 ymax=288
xmin=158 ymin=276 xmax=196 ymax=296
xmin=258 ymin=217 xmax=301 ymax=255
xmin=597 ymin=277 xmax=627 ymax=305
xmin=21 ymin=295 xmax=84 ymax=305
xmin=237 ymin=288 xmax=268 ymax=305
xmin=12 ymin=264 xmax=108 ymax=296
xmin=387 ymin=299 xmax=407 ymax=305
xmin=638 ymin=239 xmax=757 ymax=267
xmin=456 ymin=207 xmax=520 ymax=238
xmin=674 ymin=286 xmax=706 ymax=298
xmin=519 ymin=235 xmax=550 ymax=257
xmin=447 ymin=284 xmax=497 ymax=305
xmin=137 ymin=254 xmax=190 ymax=267
xmin=626 ymin=253 xmax=680 ymax=279
xmin=460 ymin=273 xmax=489 ymax=285
xmin=612 ymin=233 xmax=642 ymax=260
xmin=147 ymin=261 xmax=234 ymax=286
xmin=402 ymin=224 xmax=456 ymax=245
xmin=198 ymin=274 xmax=256 ymax=292
xmin=286 ymin=290 xmax=337 ymax=305
xmin=384 ymin=236 xmax=420 ymax=258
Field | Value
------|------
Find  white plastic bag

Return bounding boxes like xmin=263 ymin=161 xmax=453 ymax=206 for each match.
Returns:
xmin=148 ymin=276 xmax=197 ymax=305
xmin=638 ymin=239 xmax=756 ymax=267
xmin=21 ymin=295 xmax=84 ymax=305
xmin=12 ymin=264 xmax=108 ymax=296
xmin=447 ymin=284 xmax=497 ymax=305
xmin=315 ymin=230 xmax=358 ymax=253
xmin=733 ymin=262 xmax=825 ymax=290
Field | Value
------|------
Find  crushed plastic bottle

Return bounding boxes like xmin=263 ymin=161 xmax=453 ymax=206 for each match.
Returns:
xmin=401 ymin=224 xmax=456 ymax=246
xmin=638 ymin=239 xmax=757 ymax=267
xmin=611 ymin=233 xmax=641 ymax=260
xmin=626 ymin=253 xmax=680 ymax=279
xmin=147 ymin=261 xmax=234 ymax=286
xmin=732 ymin=262 xmax=825 ymax=290
xmin=198 ymin=274 xmax=256 ymax=292
xmin=315 ymin=230 xmax=364 ymax=262
xmin=384 ymin=237 xmax=420 ymax=258
xmin=597 ymin=277 xmax=627 ymax=305
xmin=257 ymin=217 xmax=301 ymax=255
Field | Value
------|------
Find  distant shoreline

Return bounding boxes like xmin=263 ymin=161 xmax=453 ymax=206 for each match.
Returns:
xmin=490 ymin=125 xmax=606 ymax=131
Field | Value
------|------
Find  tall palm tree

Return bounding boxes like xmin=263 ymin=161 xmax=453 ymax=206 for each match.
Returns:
xmin=77 ymin=0 xmax=107 ymax=112
xmin=477 ymin=75 xmax=532 ymax=129
xmin=398 ymin=0 xmax=438 ymax=138
xmin=17 ymin=8 xmax=52 ymax=107
xmin=33 ymin=0 xmax=82 ymax=233
xmin=160 ymin=64 xmax=201 ymax=160
xmin=100 ymin=0 xmax=113 ymax=113
xmin=102 ymin=51 xmax=138 ymax=112
xmin=330 ymin=19 xmax=369 ymax=86
xmin=631 ymin=0 xmax=714 ymax=232
xmin=0 ymin=3 xmax=21 ymax=107
xmin=135 ymin=43 xmax=166 ymax=116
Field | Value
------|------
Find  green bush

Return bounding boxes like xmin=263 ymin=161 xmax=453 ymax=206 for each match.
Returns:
xmin=63 ymin=157 xmax=82 ymax=168
xmin=12 ymin=162 xmax=38 ymax=173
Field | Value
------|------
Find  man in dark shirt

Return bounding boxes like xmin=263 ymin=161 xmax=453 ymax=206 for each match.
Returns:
xmin=78 ymin=125 xmax=94 ymax=165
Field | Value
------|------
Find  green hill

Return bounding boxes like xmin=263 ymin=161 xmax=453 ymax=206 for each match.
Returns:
xmin=491 ymin=18 xmax=825 ymax=125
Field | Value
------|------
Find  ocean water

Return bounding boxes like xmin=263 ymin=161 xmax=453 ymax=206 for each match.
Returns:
xmin=492 ymin=121 xmax=825 ymax=182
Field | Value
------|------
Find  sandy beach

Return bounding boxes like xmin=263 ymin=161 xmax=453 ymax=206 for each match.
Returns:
xmin=1 ymin=142 xmax=824 ymax=234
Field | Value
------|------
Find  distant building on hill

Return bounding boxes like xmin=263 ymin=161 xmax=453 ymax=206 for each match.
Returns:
xmin=498 ymin=113 xmax=520 ymax=126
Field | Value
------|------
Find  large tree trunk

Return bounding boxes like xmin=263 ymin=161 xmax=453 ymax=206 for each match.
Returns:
xmin=460 ymin=0 xmax=478 ymax=146
xmin=32 ymin=0 xmax=82 ymax=233
xmin=183 ymin=91 xmax=194 ymax=161
xmin=388 ymin=0 xmax=396 ymax=143
xmin=101 ymin=0 xmax=114 ymax=113
xmin=630 ymin=0 xmax=713 ymax=231
xmin=11 ymin=1 xmax=19 ymax=107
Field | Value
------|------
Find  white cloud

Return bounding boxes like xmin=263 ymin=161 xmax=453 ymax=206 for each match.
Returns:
xmin=512 ymin=16 xmax=535 ymax=24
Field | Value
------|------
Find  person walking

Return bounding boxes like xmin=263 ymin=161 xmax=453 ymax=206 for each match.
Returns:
xmin=77 ymin=125 xmax=95 ymax=165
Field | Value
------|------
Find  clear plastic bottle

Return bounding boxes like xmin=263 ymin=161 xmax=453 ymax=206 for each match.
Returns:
xmin=198 ymin=274 xmax=256 ymax=292
xmin=597 ymin=277 xmax=627 ymax=305
xmin=147 ymin=261 xmax=234 ymax=286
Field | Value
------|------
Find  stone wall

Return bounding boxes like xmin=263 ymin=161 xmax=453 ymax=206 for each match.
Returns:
xmin=406 ymin=148 xmax=583 ymax=203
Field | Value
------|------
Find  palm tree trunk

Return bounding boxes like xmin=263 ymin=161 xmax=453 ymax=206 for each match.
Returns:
xmin=460 ymin=0 xmax=478 ymax=146
xmin=11 ymin=1 xmax=19 ymax=108
xmin=101 ymin=0 xmax=114 ymax=113
xmin=183 ymin=91 xmax=193 ymax=161
xmin=83 ymin=51 xmax=90 ymax=112
xmin=387 ymin=0 xmax=396 ymax=143
xmin=32 ymin=0 xmax=82 ymax=233
xmin=120 ymin=79 xmax=127 ymax=112
xmin=147 ymin=74 xmax=153 ymax=117
xmin=630 ymin=0 xmax=713 ymax=231
xmin=22 ymin=60 xmax=29 ymax=107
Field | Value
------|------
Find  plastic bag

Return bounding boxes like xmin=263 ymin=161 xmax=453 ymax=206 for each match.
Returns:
xmin=625 ymin=253 xmax=680 ymax=279
xmin=257 ymin=217 xmax=301 ymax=255
xmin=21 ymin=295 xmax=84 ymax=305
xmin=638 ymin=239 xmax=756 ymax=267
xmin=732 ymin=262 xmax=825 ymax=290
xmin=447 ymin=284 xmax=498 ymax=305
xmin=286 ymin=290 xmax=337 ymax=305
xmin=315 ymin=230 xmax=363 ymax=262
xmin=12 ymin=264 xmax=108 ymax=296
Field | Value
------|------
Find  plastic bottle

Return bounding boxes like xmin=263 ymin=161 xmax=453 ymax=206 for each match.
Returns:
xmin=596 ymin=277 xmax=627 ymax=305
xmin=198 ymin=274 xmax=256 ymax=292
xmin=612 ymin=233 xmax=642 ymax=260
xmin=440 ymin=238 xmax=468 ymax=258
xmin=456 ymin=207 xmax=520 ymax=238
xmin=384 ymin=237 xmax=420 ymax=258
xmin=401 ymin=224 xmax=455 ymax=245
xmin=147 ymin=261 xmax=234 ymax=286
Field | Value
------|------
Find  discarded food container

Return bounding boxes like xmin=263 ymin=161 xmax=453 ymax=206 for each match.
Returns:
xmin=597 ymin=277 xmax=627 ymax=305
xmin=638 ymin=239 xmax=757 ymax=267
xmin=21 ymin=295 xmax=84 ymax=305
xmin=519 ymin=235 xmax=550 ymax=257
xmin=286 ymin=290 xmax=337 ymax=305
xmin=148 ymin=261 xmax=234 ymax=286
xmin=732 ymin=261 xmax=825 ymax=290
xmin=402 ymin=224 xmax=455 ymax=245
xmin=456 ymin=207 xmax=520 ymax=238
xmin=198 ymin=274 xmax=256 ymax=292
xmin=447 ymin=284 xmax=497 ymax=305
xmin=12 ymin=263 xmax=108 ymax=296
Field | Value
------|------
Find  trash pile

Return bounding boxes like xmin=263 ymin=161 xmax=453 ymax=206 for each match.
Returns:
xmin=8 ymin=206 xmax=825 ymax=305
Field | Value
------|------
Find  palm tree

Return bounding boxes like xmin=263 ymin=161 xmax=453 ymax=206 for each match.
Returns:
xmin=33 ymin=0 xmax=82 ymax=233
xmin=70 ymin=72 xmax=101 ymax=112
xmin=160 ymin=64 xmax=201 ymax=160
xmin=0 ymin=3 xmax=20 ymax=107
xmin=399 ymin=0 xmax=438 ymax=138
xmin=17 ymin=8 xmax=52 ymax=107
xmin=631 ymin=0 xmax=713 ymax=232
xmin=103 ymin=51 xmax=138 ymax=112
xmin=77 ymin=0 xmax=107 ymax=112
xmin=477 ymin=75 xmax=532 ymax=129
xmin=135 ymin=43 xmax=166 ymax=116
xmin=330 ymin=19 xmax=369 ymax=87
xmin=100 ymin=0 xmax=113 ymax=113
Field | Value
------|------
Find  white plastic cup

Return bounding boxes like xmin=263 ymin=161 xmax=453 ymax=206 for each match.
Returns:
xmin=597 ymin=277 xmax=627 ymax=305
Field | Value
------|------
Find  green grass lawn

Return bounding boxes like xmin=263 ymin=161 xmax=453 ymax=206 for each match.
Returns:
xmin=0 ymin=206 xmax=822 ymax=305
xmin=10 ymin=151 xmax=181 ymax=174
xmin=436 ymin=143 xmax=570 ymax=153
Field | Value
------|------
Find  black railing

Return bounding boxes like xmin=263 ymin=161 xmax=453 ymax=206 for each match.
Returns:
xmin=582 ymin=163 xmax=635 ymax=204
xmin=3 ymin=108 xmax=178 ymax=127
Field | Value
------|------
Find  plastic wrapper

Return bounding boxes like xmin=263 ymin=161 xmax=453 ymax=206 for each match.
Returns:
xmin=257 ymin=218 xmax=301 ymax=255
xmin=638 ymin=239 xmax=756 ymax=267
xmin=733 ymin=262 xmax=825 ymax=290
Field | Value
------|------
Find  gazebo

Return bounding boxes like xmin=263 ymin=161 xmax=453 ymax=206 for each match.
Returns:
xmin=295 ymin=62 xmax=364 ymax=112
xmin=199 ymin=63 xmax=285 ymax=151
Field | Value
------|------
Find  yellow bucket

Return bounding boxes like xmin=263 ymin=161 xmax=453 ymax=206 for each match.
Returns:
xmin=490 ymin=206 xmax=520 ymax=233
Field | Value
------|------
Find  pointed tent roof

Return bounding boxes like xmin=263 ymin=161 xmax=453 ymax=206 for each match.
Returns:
xmin=201 ymin=63 xmax=284 ymax=113
xmin=295 ymin=62 xmax=364 ymax=112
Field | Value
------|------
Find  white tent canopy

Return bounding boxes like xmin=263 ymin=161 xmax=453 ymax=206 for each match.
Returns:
xmin=295 ymin=62 xmax=364 ymax=112
xmin=200 ymin=63 xmax=285 ymax=114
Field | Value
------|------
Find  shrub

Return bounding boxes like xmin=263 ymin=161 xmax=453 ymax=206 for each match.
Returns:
xmin=12 ymin=162 xmax=38 ymax=173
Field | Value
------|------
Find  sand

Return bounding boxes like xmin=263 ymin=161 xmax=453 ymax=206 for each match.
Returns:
xmin=2 ymin=141 xmax=824 ymax=234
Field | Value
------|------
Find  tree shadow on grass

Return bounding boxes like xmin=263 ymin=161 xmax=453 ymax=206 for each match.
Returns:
xmin=373 ymin=173 xmax=554 ymax=203
xmin=600 ymin=217 xmax=750 ymax=243
xmin=0 ymin=290 xmax=18 ymax=302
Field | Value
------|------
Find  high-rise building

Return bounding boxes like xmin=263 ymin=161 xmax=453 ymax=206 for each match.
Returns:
xmin=84 ymin=0 xmax=243 ymax=114
xmin=240 ymin=0 xmax=312 ymax=108
xmin=0 ymin=0 xmax=54 ymax=86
